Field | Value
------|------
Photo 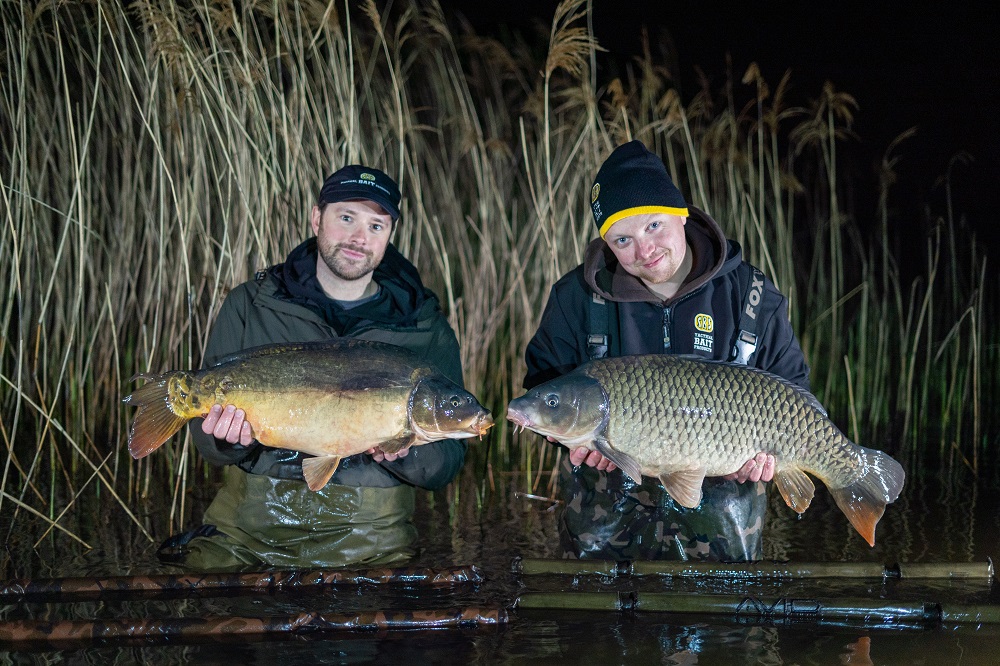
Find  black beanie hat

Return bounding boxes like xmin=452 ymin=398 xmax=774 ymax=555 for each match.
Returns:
xmin=590 ymin=140 xmax=689 ymax=238
xmin=318 ymin=164 xmax=401 ymax=220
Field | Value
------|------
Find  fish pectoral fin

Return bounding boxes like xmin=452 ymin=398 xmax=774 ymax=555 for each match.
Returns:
xmin=593 ymin=438 xmax=643 ymax=483
xmin=379 ymin=435 xmax=416 ymax=455
xmin=657 ymin=469 xmax=706 ymax=508
xmin=301 ymin=455 xmax=342 ymax=491
xmin=774 ymin=467 xmax=816 ymax=514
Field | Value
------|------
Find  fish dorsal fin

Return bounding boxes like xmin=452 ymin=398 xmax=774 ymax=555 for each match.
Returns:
xmin=657 ymin=469 xmax=706 ymax=508
xmin=301 ymin=454 xmax=342 ymax=491
xmin=379 ymin=434 xmax=416 ymax=455
xmin=593 ymin=438 xmax=643 ymax=483
xmin=773 ymin=467 xmax=816 ymax=514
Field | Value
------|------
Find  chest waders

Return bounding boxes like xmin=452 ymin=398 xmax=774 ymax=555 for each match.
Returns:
xmin=560 ymin=263 xmax=769 ymax=561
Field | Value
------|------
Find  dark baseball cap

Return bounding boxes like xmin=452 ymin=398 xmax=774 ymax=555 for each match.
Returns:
xmin=317 ymin=164 xmax=401 ymax=220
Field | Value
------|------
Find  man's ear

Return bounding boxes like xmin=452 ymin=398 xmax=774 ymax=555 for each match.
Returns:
xmin=310 ymin=205 xmax=322 ymax=235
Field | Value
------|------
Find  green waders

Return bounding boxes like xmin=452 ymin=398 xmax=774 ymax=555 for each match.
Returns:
xmin=183 ymin=467 xmax=417 ymax=571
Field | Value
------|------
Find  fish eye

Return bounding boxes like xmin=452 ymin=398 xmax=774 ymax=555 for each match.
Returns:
xmin=450 ymin=396 xmax=462 ymax=407
xmin=545 ymin=394 xmax=559 ymax=408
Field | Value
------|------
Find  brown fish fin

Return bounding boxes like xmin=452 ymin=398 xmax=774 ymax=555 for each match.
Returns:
xmin=379 ymin=435 xmax=416 ymax=455
xmin=301 ymin=455 xmax=342 ymax=491
xmin=774 ymin=467 xmax=816 ymax=514
xmin=657 ymin=469 xmax=706 ymax=508
xmin=123 ymin=374 xmax=189 ymax=459
xmin=828 ymin=446 xmax=906 ymax=547
xmin=593 ymin=438 xmax=643 ymax=483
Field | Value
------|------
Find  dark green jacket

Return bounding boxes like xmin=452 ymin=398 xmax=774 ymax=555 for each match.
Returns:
xmin=190 ymin=238 xmax=466 ymax=490
xmin=177 ymin=237 xmax=466 ymax=570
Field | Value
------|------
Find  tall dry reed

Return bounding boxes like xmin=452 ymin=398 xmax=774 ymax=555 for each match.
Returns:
xmin=0 ymin=0 xmax=993 ymax=549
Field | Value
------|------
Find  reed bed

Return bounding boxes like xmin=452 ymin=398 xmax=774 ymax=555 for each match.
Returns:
xmin=0 ymin=0 xmax=994 ymax=548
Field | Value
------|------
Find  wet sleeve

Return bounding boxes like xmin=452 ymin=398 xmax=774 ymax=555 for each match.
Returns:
xmin=378 ymin=439 xmax=468 ymax=490
xmin=523 ymin=284 xmax=585 ymax=389
xmin=188 ymin=289 xmax=263 ymax=468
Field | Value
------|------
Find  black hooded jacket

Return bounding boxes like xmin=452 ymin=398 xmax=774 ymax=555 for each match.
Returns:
xmin=524 ymin=207 xmax=809 ymax=389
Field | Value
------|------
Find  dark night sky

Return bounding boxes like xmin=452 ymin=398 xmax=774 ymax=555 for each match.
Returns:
xmin=438 ymin=1 xmax=1000 ymax=253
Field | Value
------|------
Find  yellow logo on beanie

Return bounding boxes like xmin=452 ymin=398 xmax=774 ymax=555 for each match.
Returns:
xmin=360 ymin=172 xmax=376 ymax=182
xmin=591 ymin=183 xmax=600 ymax=203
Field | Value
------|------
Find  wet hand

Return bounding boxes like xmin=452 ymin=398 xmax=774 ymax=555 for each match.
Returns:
xmin=368 ymin=446 xmax=411 ymax=463
xmin=724 ymin=452 xmax=775 ymax=483
xmin=568 ymin=446 xmax=617 ymax=473
xmin=202 ymin=404 xmax=254 ymax=446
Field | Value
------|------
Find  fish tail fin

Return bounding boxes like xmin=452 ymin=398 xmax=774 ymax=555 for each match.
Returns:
xmin=829 ymin=446 xmax=906 ymax=547
xmin=123 ymin=372 xmax=191 ymax=459
xmin=301 ymin=455 xmax=342 ymax=491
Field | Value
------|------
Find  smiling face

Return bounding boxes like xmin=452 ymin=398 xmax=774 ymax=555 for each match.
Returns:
xmin=604 ymin=212 xmax=689 ymax=292
xmin=310 ymin=199 xmax=393 ymax=287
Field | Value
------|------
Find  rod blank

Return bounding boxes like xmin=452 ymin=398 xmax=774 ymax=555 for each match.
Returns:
xmin=0 ymin=565 xmax=483 ymax=602
xmin=514 ymin=558 xmax=995 ymax=582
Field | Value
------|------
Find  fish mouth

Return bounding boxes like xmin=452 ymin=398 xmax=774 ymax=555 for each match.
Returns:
xmin=476 ymin=413 xmax=495 ymax=437
xmin=505 ymin=406 xmax=533 ymax=434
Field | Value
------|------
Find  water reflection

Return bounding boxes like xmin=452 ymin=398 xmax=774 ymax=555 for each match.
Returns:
xmin=0 ymin=442 xmax=997 ymax=663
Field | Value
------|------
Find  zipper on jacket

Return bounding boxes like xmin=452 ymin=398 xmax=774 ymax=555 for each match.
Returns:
xmin=662 ymin=306 xmax=671 ymax=352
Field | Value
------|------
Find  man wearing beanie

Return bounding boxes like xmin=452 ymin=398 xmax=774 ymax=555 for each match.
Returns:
xmin=167 ymin=164 xmax=467 ymax=570
xmin=523 ymin=140 xmax=809 ymax=561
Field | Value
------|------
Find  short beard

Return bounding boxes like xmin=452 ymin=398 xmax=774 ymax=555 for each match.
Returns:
xmin=317 ymin=238 xmax=378 ymax=281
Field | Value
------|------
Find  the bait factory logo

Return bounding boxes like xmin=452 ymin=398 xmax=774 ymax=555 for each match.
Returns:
xmin=693 ymin=313 xmax=714 ymax=354
xmin=360 ymin=172 xmax=376 ymax=182
xmin=591 ymin=183 xmax=601 ymax=203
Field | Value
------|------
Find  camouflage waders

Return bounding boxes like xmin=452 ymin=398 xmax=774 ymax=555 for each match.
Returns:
xmin=558 ymin=457 xmax=767 ymax=561
xmin=181 ymin=467 xmax=417 ymax=571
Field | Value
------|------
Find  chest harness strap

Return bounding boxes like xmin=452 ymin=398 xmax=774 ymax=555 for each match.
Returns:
xmin=587 ymin=264 xmax=766 ymax=366
xmin=587 ymin=292 xmax=609 ymax=360
xmin=732 ymin=264 xmax=766 ymax=366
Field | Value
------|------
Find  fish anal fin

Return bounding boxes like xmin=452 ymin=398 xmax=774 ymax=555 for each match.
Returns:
xmin=593 ymin=438 xmax=643 ymax=483
xmin=379 ymin=435 xmax=416 ymax=455
xmin=774 ymin=467 xmax=816 ymax=514
xmin=301 ymin=455 xmax=342 ymax=491
xmin=657 ymin=469 xmax=706 ymax=508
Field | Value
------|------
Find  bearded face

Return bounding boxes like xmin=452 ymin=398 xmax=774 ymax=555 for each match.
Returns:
xmin=310 ymin=199 xmax=393 ymax=287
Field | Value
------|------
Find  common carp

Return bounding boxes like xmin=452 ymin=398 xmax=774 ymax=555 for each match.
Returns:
xmin=506 ymin=354 xmax=905 ymax=546
xmin=125 ymin=340 xmax=493 ymax=491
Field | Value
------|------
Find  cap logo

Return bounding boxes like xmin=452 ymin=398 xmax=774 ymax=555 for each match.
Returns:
xmin=591 ymin=183 xmax=600 ymax=203
xmin=360 ymin=172 xmax=376 ymax=182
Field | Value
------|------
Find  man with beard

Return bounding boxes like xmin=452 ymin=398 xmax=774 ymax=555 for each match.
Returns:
xmin=171 ymin=165 xmax=467 ymax=570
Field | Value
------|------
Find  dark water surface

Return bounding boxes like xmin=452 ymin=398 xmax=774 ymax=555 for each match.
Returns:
xmin=1 ymin=444 xmax=997 ymax=664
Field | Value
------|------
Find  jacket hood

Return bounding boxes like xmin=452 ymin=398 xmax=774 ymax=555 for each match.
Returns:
xmin=269 ymin=238 xmax=440 ymax=328
xmin=583 ymin=206 xmax=740 ymax=304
